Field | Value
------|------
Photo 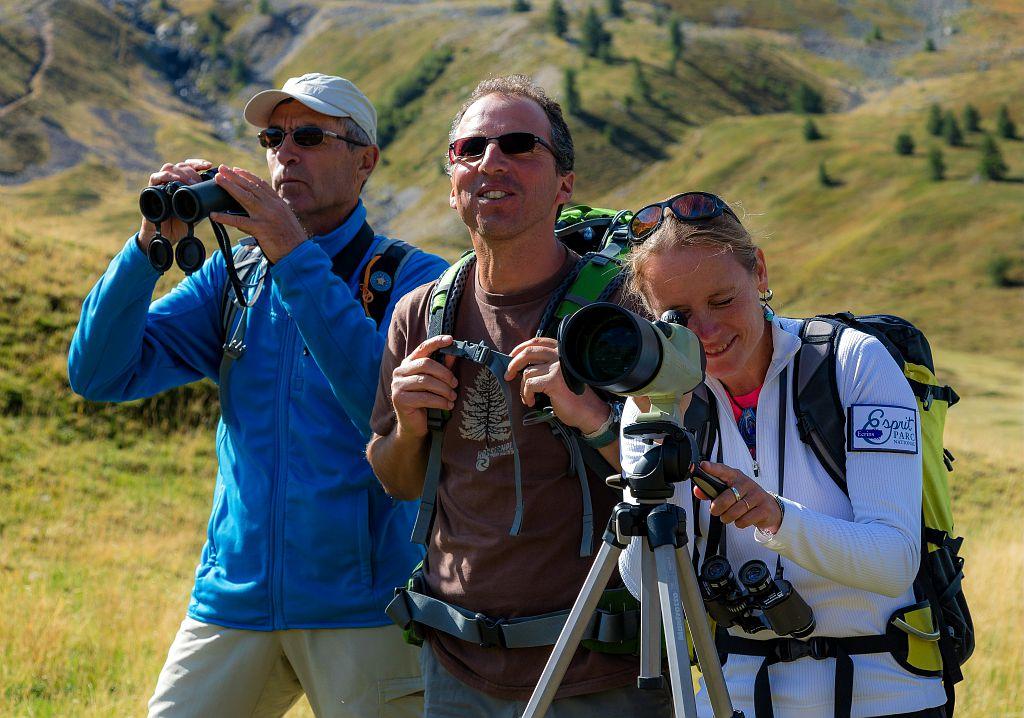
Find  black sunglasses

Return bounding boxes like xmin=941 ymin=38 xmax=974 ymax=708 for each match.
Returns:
xmin=628 ymin=192 xmax=739 ymax=241
xmin=258 ymin=125 xmax=370 ymax=149
xmin=448 ymin=132 xmax=556 ymax=162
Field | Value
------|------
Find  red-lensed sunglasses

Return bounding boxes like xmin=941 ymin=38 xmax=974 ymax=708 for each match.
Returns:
xmin=628 ymin=192 xmax=738 ymax=242
xmin=448 ymin=132 xmax=556 ymax=163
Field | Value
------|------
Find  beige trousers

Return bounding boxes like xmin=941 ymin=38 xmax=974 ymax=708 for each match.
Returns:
xmin=148 ymin=617 xmax=423 ymax=718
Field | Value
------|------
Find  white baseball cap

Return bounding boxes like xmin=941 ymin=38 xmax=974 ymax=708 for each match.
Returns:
xmin=243 ymin=73 xmax=378 ymax=144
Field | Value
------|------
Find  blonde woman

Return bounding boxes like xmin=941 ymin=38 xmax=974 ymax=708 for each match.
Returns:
xmin=618 ymin=193 xmax=946 ymax=718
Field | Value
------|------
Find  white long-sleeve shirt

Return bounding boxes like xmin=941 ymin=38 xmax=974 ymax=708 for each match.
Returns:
xmin=619 ymin=317 xmax=946 ymax=718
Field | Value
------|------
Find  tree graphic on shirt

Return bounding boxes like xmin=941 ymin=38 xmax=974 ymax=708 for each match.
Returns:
xmin=459 ymin=368 xmax=511 ymax=445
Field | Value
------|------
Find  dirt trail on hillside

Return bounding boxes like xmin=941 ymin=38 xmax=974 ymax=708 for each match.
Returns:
xmin=0 ymin=17 xmax=54 ymax=119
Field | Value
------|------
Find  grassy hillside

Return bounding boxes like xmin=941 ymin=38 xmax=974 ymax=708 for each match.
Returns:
xmin=0 ymin=0 xmax=1021 ymax=715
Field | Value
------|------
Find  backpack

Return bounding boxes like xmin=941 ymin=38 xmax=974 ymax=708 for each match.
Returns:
xmin=217 ymin=223 xmax=417 ymax=424
xmin=388 ymin=205 xmax=642 ymax=654
xmin=793 ymin=313 xmax=971 ymax=713
xmin=687 ymin=313 xmax=972 ymax=717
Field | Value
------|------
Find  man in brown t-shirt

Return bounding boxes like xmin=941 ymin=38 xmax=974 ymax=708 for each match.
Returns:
xmin=367 ymin=76 xmax=670 ymax=717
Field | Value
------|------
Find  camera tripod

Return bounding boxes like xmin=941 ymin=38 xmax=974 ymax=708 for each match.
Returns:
xmin=522 ymin=422 xmax=744 ymax=718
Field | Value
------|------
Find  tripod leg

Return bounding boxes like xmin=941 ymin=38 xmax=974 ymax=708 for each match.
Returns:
xmin=638 ymin=536 xmax=664 ymax=687
xmin=653 ymin=545 xmax=700 ymax=718
xmin=522 ymin=539 xmax=623 ymax=718
xmin=671 ymin=545 xmax=739 ymax=718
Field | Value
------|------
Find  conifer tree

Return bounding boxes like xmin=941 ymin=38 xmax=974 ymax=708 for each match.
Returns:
xmin=942 ymin=111 xmax=963 ymax=147
xmin=548 ymin=0 xmax=568 ymax=38
xmin=804 ymin=118 xmax=823 ymax=141
xmin=818 ymin=161 xmax=835 ymax=187
xmin=895 ymin=132 xmax=914 ymax=155
xmin=563 ymin=68 xmax=581 ymax=115
xmin=581 ymin=6 xmax=611 ymax=59
xmin=926 ymin=103 xmax=943 ymax=136
xmin=996 ymin=104 xmax=1017 ymax=139
xmin=928 ymin=147 xmax=945 ymax=181
xmin=979 ymin=134 xmax=1008 ymax=180
xmin=606 ymin=0 xmax=624 ymax=18
xmin=669 ymin=17 xmax=684 ymax=66
xmin=512 ymin=0 xmax=531 ymax=11
xmin=632 ymin=58 xmax=651 ymax=101
xmin=963 ymin=104 xmax=981 ymax=132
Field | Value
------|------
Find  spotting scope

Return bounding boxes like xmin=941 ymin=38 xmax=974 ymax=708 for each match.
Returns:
xmin=558 ymin=302 xmax=705 ymax=423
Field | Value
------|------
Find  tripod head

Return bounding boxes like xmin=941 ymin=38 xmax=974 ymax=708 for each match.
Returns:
xmin=612 ymin=419 xmax=728 ymax=503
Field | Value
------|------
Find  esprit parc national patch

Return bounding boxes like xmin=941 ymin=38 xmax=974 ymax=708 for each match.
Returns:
xmin=847 ymin=404 xmax=919 ymax=454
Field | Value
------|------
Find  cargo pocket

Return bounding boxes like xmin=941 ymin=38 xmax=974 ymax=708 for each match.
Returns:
xmin=377 ymin=675 xmax=423 ymax=718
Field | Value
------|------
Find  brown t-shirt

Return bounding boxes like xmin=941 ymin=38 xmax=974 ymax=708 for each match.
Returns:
xmin=371 ymin=250 xmax=638 ymax=700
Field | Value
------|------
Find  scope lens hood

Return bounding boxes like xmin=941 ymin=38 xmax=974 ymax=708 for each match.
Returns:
xmin=558 ymin=302 xmax=662 ymax=394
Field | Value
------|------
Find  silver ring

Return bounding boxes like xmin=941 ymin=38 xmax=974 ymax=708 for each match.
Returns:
xmin=730 ymin=486 xmax=742 ymax=502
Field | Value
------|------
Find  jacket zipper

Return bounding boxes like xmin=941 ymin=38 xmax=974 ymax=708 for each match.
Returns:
xmin=269 ymin=320 xmax=297 ymax=629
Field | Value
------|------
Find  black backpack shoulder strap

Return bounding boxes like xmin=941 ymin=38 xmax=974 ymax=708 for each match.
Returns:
xmin=792 ymin=317 xmax=849 ymax=493
xmin=359 ymin=238 xmax=420 ymax=328
xmin=330 ymin=221 xmax=376 ymax=285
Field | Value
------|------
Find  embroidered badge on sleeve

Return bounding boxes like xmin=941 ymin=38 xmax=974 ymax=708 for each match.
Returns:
xmin=847 ymin=404 xmax=919 ymax=454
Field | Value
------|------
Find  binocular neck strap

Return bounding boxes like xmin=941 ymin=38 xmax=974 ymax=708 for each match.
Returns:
xmin=411 ymin=340 xmax=526 ymax=545
xmin=447 ymin=341 xmax=525 ymax=538
xmin=524 ymin=407 xmax=595 ymax=557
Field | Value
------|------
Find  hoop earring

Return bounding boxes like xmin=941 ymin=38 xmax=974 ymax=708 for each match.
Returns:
xmin=760 ymin=288 xmax=775 ymax=321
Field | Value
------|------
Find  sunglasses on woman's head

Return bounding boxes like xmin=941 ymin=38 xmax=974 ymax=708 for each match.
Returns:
xmin=448 ymin=132 xmax=556 ymax=162
xmin=628 ymin=192 xmax=739 ymax=242
xmin=257 ymin=125 xmax=370 ymax=149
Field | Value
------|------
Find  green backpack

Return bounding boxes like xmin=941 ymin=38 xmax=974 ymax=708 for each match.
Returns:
xmin=793 ymin=314 xmax=972 ymax=712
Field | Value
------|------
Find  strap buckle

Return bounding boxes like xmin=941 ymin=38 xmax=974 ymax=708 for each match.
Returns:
xmin=426 ymin=409 xmax=446 ymax=431
xmin=774 ymin=636 xmax=832 ymax=662
xmin=474 ymin=613 xmax=505 ymax=648
xmin=223 ymin=338 xmax=246 ymax=360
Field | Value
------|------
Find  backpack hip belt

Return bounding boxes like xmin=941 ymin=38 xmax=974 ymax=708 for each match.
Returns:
xmin=386 ymin=582 xmax=639 ymax=651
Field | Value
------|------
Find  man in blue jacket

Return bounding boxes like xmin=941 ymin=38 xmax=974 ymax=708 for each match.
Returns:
xmin=68 ymin=73 xmax=448 ymax=718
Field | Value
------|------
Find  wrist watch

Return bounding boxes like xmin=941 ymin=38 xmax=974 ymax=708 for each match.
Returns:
xmin=581 ymin=401 xmax=622 ymax=449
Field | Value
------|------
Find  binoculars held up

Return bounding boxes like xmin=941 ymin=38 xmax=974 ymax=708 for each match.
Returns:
xmin=139 ymin=168 xmax=246 ymax=275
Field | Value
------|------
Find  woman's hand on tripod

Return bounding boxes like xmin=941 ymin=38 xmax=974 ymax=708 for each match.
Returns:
xmin=695 ymin=461 xmax=783 ymax=534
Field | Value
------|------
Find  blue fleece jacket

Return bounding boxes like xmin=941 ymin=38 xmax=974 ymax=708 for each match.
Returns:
xmin=68 ymin=201 xmax=448 ymax=629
